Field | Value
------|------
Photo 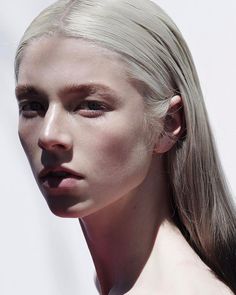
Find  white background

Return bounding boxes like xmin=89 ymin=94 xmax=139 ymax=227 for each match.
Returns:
xmin=0 ymin=1 xmax=235 ymax=294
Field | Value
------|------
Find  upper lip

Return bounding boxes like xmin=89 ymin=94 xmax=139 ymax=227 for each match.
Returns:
xmin=38 ymin=166 xmax=84 ymax=179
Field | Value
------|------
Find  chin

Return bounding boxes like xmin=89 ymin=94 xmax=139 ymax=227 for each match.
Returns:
xmin=48 ymin=206 xmax=82 ymax=218
xmin=43 ymin=192 xmax=91 ymax=218
xmin=46 ymin=198 xmax=96 ymax=219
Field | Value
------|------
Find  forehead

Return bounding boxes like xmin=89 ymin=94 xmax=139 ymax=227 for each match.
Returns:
xmin=17 ymin=36 xmax=146 ymax=109
xmin=18 ymin=36 xmax=129 ymax=88
xmin=21 ymin=35 xmax=123 ymax=63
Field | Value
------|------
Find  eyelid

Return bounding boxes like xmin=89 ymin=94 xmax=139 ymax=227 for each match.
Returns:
xmin=86 ymin=91 xmax=121 ymax=108
xmin=18 ymin=96 xmax=47 ymax=104
xmin=77 ymin=101 xmax=107 ymax=112
xmin=18 ymin=100 xmax=46 ymax=118
xmin=18 ymin=99 xmax=39 ymax=108
xmin=80 ymin=99 xmax=109 ymax=107
xmin=74 ymin=94 xmax=113 ymax=106
xmin=72 ymin=100 xmax=112 ymax=118
xmin=18 ymin=99 xmax=30 ymax=110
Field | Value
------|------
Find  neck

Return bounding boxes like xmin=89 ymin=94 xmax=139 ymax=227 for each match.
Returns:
xmin=79 ymin=157 xmax=172 ymax=295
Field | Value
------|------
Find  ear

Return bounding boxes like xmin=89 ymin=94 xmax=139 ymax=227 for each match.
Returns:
xmin=154 ymin=95 xmax=184 ymax=154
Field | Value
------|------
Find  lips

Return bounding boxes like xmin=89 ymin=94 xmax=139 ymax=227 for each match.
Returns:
xmin=38 ymin=167 xmax=84 ymax=188
xmin=39 ymin=166 xmax=83 ymax=178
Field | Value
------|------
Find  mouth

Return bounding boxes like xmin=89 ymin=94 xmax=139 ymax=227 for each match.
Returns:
xmin=38 ymin=167 xmax=84 ymax=189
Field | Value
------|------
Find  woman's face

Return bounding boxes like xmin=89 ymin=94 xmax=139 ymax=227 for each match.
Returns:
xmin=16 ymin=36 xmax=157 ymax=218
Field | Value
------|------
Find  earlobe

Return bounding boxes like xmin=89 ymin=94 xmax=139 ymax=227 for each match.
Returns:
xmin=154 ymin=95 xmax=183 ymax=154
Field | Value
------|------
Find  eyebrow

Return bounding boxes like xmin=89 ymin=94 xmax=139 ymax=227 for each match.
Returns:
xmin=15 ymin=84 xmax=47 ymax=100
xmin=15 ymin=83 xmax=122 ymax=104
xmin=58 ymin=83 xmax=122 ymax=104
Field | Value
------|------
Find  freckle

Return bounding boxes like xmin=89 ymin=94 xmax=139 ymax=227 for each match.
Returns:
xmin=133 ymin=205 xmax=138 ymax=211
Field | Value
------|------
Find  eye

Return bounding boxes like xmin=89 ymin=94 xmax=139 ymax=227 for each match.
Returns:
xmin=74 ymin=100 xmax=109 ymax=117
xmin=19 ymin=100 xmax=45 ymax=118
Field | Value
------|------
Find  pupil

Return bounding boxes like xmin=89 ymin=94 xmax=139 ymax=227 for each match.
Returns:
xmin=89 ymin=102 xmax=100 ymax=110
xmin=31 ymin=102 xmax=41 ymax=110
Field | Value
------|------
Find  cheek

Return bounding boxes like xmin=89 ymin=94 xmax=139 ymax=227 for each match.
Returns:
xmin=83 ymin=119 xmax=151 ymax=181
xmin=18 ymin=120 xmax=39 ymax=162
xmin=97 ymin=132 xmax=133 ymax=163
xmin=85 ymin=127 xmax=153 ymax=205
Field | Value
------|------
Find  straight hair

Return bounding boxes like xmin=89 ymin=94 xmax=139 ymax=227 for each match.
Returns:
xmin=15 ymin=0 xmax=236 ymax=292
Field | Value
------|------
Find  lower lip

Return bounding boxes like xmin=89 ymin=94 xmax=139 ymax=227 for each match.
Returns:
xmin=40 ymin=176 xmax=83 ymax=190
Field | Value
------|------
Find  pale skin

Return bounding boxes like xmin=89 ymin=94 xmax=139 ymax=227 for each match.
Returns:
xmin=16 ymin=36 xmax=232 ymax=295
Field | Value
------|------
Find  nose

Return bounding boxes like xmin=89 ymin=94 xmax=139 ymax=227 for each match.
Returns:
xmin=38 ymin=103 xmax=72 ymax=152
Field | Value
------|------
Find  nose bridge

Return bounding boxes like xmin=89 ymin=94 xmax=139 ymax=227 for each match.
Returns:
xmin=39 ymin=102 xmax=72 ymax=150
xmin=43 ymin=103 xmax=61 ymax=136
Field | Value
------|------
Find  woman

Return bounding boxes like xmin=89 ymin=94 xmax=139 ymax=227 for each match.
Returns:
xmin=14 ymin=0 xmax=236 ymax=294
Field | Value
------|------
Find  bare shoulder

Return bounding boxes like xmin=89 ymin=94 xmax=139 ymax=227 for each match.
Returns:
xmin=126 ymin=263 xmax=233 ymax=295
xmin=168 ymin=262 xmax=234 ymax=295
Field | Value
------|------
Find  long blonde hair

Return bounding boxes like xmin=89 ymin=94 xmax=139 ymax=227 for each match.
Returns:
xmin=15 ymin=0 xmax=236 ymax=291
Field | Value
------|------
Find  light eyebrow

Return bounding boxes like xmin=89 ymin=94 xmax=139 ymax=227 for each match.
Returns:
xmin=15 ymin=84 xmax=47 ymax=100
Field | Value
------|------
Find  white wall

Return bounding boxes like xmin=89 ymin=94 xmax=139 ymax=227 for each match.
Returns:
xmin=0 ymin=1 xmax=235 ymax=294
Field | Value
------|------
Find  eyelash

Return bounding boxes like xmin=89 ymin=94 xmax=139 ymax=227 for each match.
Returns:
xmin=18 ymin=100 xmax=109 ymax=118
xmin=74 ymin=100 xmax=109 ymax=117
xmin=19 ymin=101 xmax=45 ymax=118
